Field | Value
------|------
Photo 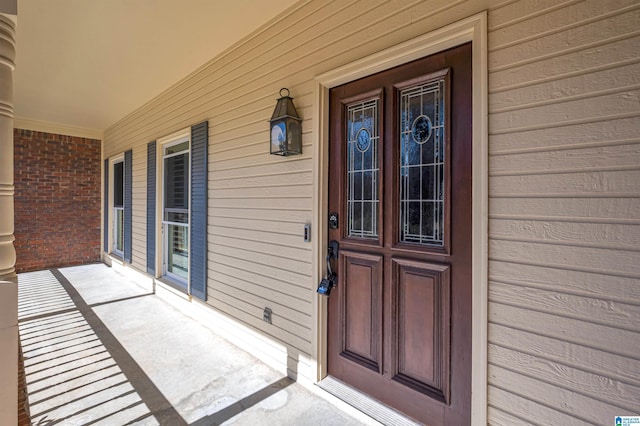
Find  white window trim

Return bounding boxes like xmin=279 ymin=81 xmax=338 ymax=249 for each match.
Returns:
xmin=312 ymin=12 xmax=488 ymax=425
xmin=156 ymin=128 xmax=192 ymax=293
xmin=109 ymin=155 xmax=125 ymax=258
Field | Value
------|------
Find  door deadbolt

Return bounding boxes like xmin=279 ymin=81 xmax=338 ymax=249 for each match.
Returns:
xmin=329 ymin=212 xmax=338 ymax=229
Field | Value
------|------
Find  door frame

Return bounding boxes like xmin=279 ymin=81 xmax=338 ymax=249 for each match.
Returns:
xmin=312 ymin=12 xmax=488 ymax=425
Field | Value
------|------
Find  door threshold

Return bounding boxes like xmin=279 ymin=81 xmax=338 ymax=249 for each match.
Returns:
xmin=317 ymin=376 xmax=423 ymax=426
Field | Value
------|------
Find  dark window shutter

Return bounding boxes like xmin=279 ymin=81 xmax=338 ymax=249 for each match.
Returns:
xmin=103 ymin=159 xmax=109 ymax=251
xmin=124 ymin=150 xmax=133 ymax=263
xmin=190 ymin=121 xmax=208 ymax=300
xmin=147 ymin=141 xmax=156 ymax=275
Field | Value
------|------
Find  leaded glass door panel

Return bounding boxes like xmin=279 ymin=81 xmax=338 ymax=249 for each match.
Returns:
xmin=327 ymin=43 xmax=472 ymax=426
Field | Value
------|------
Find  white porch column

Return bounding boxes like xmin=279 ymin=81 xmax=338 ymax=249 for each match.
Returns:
xmin=0 ymin=12 xmax=17 ymax=426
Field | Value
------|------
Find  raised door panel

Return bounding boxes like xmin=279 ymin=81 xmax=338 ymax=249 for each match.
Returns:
xmin=393 ymin=258 xmax=450 ymax=403
xmin=340 ymin=251 xmax=383 ymax=373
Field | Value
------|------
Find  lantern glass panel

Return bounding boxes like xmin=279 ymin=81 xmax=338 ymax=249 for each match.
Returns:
xmin=287 ymin=119 xmax=302 ymax=155
xmin=271 ymin=120 xmax=287 ymax=154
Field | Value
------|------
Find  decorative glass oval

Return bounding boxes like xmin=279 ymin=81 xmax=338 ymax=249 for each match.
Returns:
xmin=356 ymin=128 xmax=371 ymax=152
xmin=411 ymin=114 xmax=432 ymax=144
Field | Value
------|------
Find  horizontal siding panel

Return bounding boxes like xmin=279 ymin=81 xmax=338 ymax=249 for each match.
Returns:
xmin=489 ymin=0 xmax=639 ymax=50
xmin=488 ymin=385 xmax=590 ymax=426
xmin=489 ymin=302 xmax=640 ymax=358
xmin=211 ymin=252 xmax=310 ymax=289
xmin=490 ymin=170 xmax=640 ymax=196
xmin=489 ymin=219 xmax=640 ymax=249
xmin=490 ymin=281 xmax=640 ymax=331
xmin=490 ymin=116 xmax=640 ymax=154
xmin=212 ymin=207 xmax=310 ymax=223
xmin=210 ymin=96 xmax=314 ymax=140
xmin=213 ymin=285 xmax=311 ymax=337
xmin=210 ymin=116 xmax=274 ymax=144
xmin=490 ymin=240 xmax=640 ymax=278
xmin=210 ymin=157 xmax=312 ymax=179
xmin=210 ymin=138 xmax=312 ymax=164
xmin=490 ymin=143 xmax=640 ymax=175
xmin=489 ymin=323 xmax=640 ymax=386
xmin=486 ymin=406 xmax=532 ymax=426
xmin=488 ymin=365 xmax=627 ymax=425
xmin=490 ymin=61 xmax=640 ymax=113
xmin=489 ymin=261 xmax=640 ymax=304
xmin=210 ymin=262 xmax=310 ymax=303
xmin=488 ymin=0 xmax=577 ymax=30
xmin=489 ymin=345 xmax=640 ymax=411
xmin=489 ymin=197 xmax=640 ymax=222
xmin=211 ymin=217 xmax=308 ymax=238
xmin=210 ymin=269 xmax=312 ymax=316
xmin=210 ymin=243 xmax=311 ymax=277
xmin=489 ymin=89 xmax=640 ymax=133
xmin=209 ymin=298 xmax=311 ymax=354
xmin=489 ymin=35 xmax=640 ymax=92
xmin=210 ymin=172 xmax=313 ymax=190
xmin=209 ymin=184 xmax=311 ymax=200
xmin=209 ymin=225 xmax=312 ymax=253
xmin=209 ymin=235 xmax=309 ymax=264
xmin=132 ymin=147 xmax=147 ymax=271
xmin=486 ymin=0 xmax=640 ymax=422
xmin=489 ymin=8 xmax=640 ymax=70
xmin=216 ymin=86 xmax=313 ymax=127
xmin=209 ymin=138 xmax=267 ymax=162
xmin=210 ymin=197 xmax=312 ymax=211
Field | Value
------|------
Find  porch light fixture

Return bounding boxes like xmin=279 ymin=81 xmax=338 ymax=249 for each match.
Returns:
xmin=270 ymin=88 xmax=302 ymax=156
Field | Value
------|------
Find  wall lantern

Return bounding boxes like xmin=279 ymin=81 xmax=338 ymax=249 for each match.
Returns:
xmin=270 ymin=88 xmax=302 ymax=156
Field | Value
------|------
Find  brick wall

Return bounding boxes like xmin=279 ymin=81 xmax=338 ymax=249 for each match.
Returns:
xmin=14 ymin=129 xmax=101 ymax=273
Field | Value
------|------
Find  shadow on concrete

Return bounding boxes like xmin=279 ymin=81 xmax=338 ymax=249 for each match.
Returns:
xmin=18 ymin=265 xmax=372 ymax=426
xmin=88 ymin=292 xmax=155 ymax=308
xmin=190 ymin=377 xmax=293 ymax=426
xmin=50 ymin=268 xmax=186 ymax=425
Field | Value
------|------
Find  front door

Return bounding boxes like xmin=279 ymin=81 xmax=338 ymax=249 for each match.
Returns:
xmin=327 ymin=43 xmax=472 ymax=425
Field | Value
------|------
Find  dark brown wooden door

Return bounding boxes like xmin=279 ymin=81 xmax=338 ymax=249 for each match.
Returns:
xmin=327 ymin=43 xmax=472 ymax=425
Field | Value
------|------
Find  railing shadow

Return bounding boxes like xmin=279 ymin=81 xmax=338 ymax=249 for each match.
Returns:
xmin=19 ymin=267 xmax=305 ymax=426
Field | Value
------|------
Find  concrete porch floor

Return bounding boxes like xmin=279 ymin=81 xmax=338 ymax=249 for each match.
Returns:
xmin=17 ymin=263 xmax=380 ymax=425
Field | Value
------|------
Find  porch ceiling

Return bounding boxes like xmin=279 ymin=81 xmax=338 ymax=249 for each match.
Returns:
xmin=13 ymin=0 xmax=299 ymax=133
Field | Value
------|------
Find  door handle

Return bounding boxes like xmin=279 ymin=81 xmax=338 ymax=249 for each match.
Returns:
xmin=317 ymin=240 xmax=339 ymax=296
xmin=328 ymin=240 xmax=339 ymax=260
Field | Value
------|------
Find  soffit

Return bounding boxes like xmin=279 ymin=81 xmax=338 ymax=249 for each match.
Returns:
xmin=13 ymin=0 xmax=299 ymax=133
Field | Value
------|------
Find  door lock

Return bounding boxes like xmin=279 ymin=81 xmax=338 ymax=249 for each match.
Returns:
xmin=329 ymin=212 xmax=339 ymax=229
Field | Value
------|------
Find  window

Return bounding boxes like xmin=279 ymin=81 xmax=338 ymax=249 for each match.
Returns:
xmin=112 ymin=159 xmax=124 ymax=256
xmin=150 ymin=122 xmax=207 ymax=300
xmin=163 ymin=138 xmax=190 ymax=285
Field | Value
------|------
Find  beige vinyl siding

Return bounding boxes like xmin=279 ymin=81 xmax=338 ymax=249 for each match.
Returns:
xmin=487 ymin=0 xmax=640 ymax=424
xmin=131 ymin=146 xmax=147 ymax=268
xmin=102 ymin=0 xmax=640 ymax=420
